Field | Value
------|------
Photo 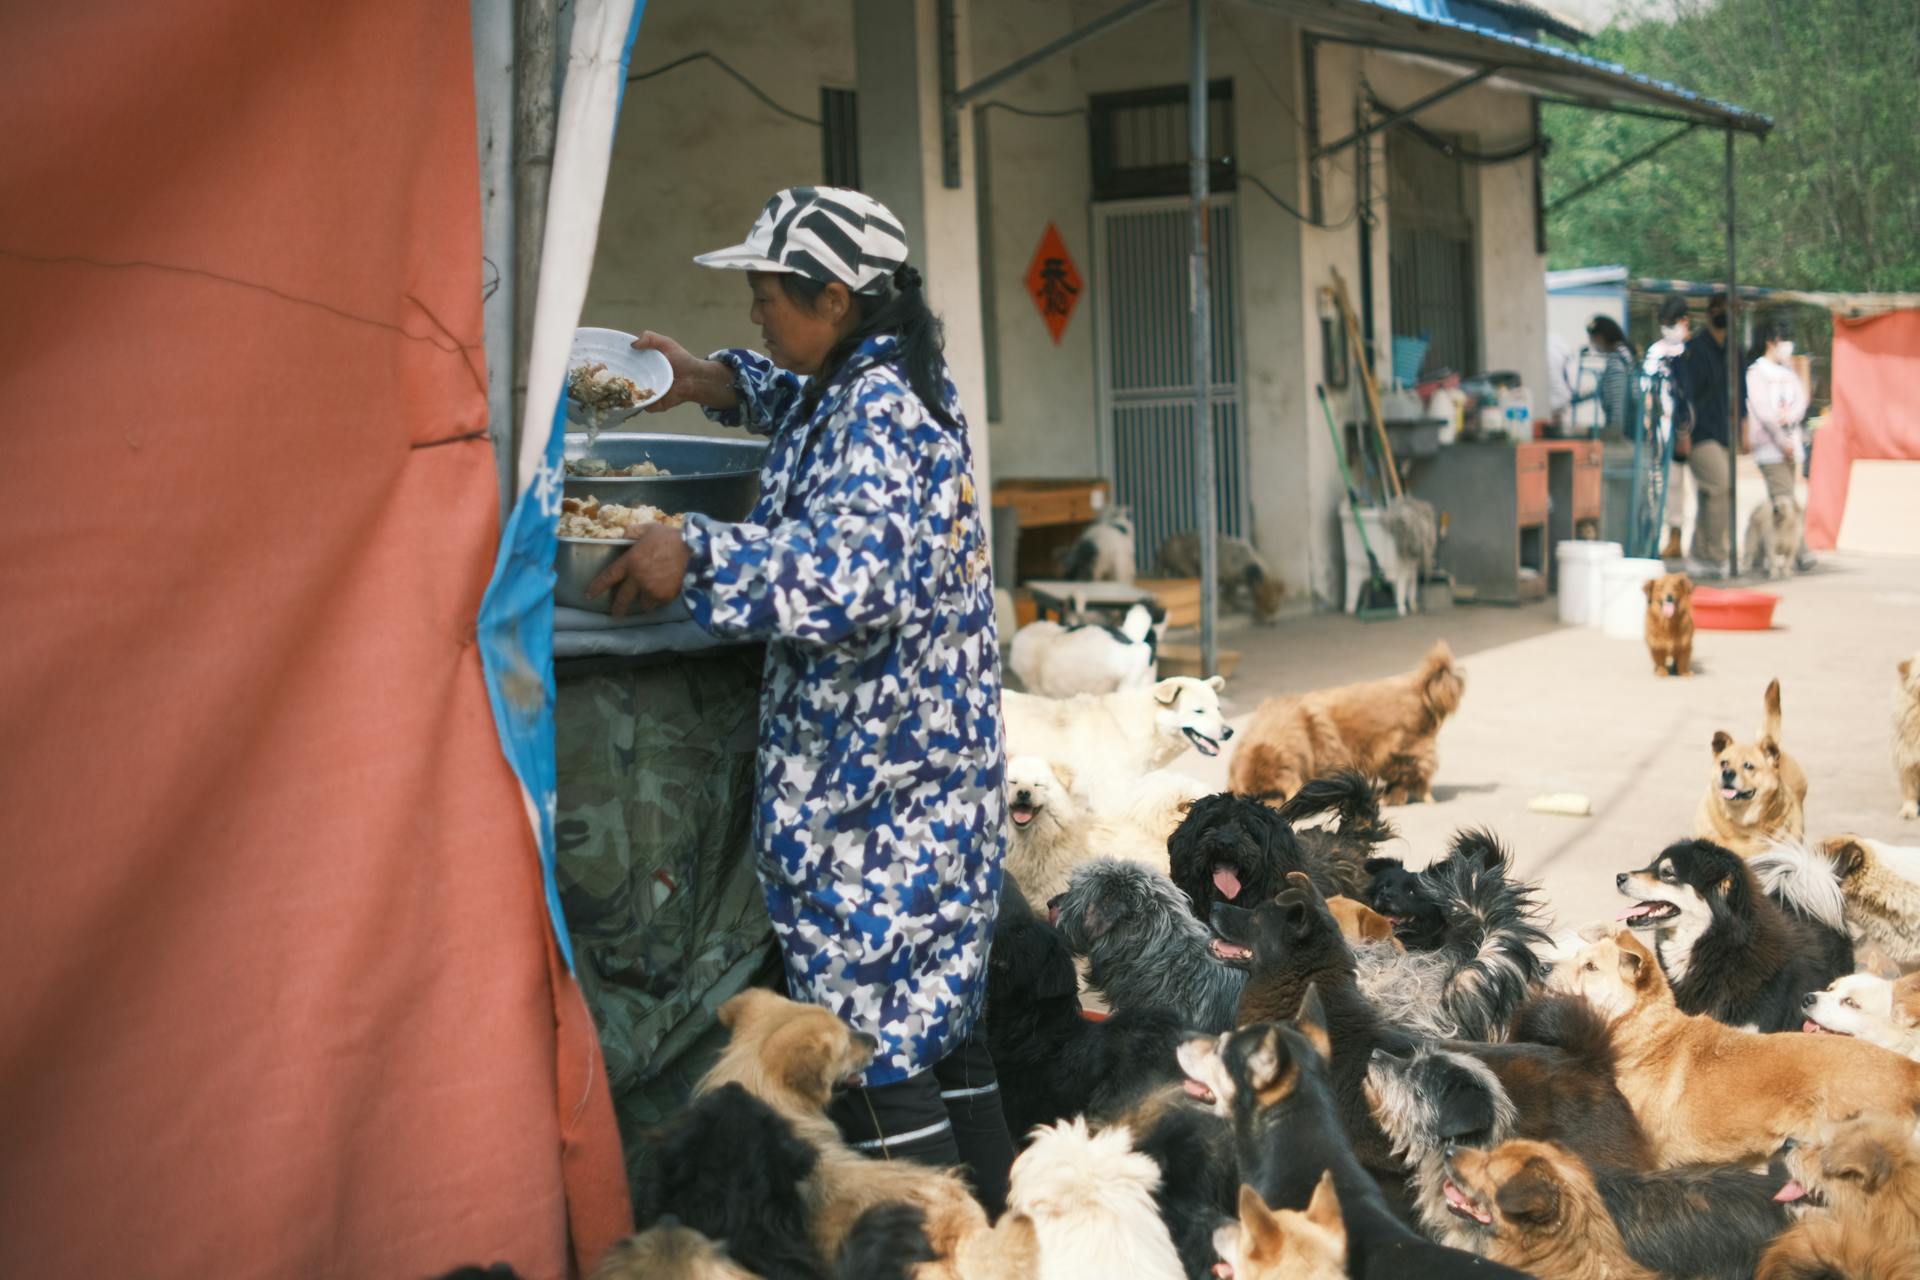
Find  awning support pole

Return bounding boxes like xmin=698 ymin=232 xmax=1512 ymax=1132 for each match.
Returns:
xmin=1190 ymin=0 xmax=1218 ymax=678
xmin=1310 ymin=65 xmax=1497 ymax=160
xmin=1725 ymin=126 xmax=1740 ymax=576
xmin=1546 ymin=124 xmax=1696 ymax=215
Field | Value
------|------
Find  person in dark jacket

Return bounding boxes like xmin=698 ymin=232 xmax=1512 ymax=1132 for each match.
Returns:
xmin=1674 ymin=293 xmax=1737 ymax=577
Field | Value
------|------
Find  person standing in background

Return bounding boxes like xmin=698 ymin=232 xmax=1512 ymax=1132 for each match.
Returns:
xmin=1643 ymin=296 xmax=1693 ymax=560
xmin=1586 ymin=315 xmax=1638 ymax=437
xmin=1745 ymin=316 xmax=1817 ymax=572
xmin=1675 ymin=293 xmax=1736 ymax=578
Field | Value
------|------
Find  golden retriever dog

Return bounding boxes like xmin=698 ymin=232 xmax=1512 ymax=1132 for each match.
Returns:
xmin=697 ymin=990 xmax=987 ymax=1267
xmin=1896 ymin=655 xmax=1920 ymax=820
xmin=1760 ymin=1116 xmax=1920 ymax=1280
xmin=1694 ymin=679 xmax=1809 ymax=856
xmin=1229 ymin=642 xmax=1465 ymax=805
xmin=589 ymin=1222 xmax=759 ymax=1280
xmin=1552 ymin=931 xmax=1920 ymax=1167
xmin=1004 ymin=756 xmax=1171 ymax=905
xmin=1820 ymin=835 xmax=1920 ymax=970
xmin=1006 ymin=1117 xmax=1186 ymax=1280
xmin=1441 ymin=1140 xmax=1656 ymax=1280
xmin=1211 ymin=1173 xmax=1346 ymax=1280
xmin=1642 ymin=573 xmax=1694 ymax=677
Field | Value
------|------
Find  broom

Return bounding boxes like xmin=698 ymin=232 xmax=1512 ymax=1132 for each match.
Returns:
xmin=1318 ymin=383 xmax=1399 ymax=620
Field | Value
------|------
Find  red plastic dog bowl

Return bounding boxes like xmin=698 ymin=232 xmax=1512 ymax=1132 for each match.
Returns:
xmin=1691 ymin=587 xmax=1780 ymax=631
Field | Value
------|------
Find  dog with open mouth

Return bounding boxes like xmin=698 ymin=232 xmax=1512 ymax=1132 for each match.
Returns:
xmin=1002 ymin=756 xmax=1172 ymax=907
xmin=1695 ymin=678 xmax=1809 ymax=856
xmin=1229 ymin=641 xmax=1465 ymax=806
xmin=1359 ymin=829 xmax=1552 ymax=1041
xmin=1552 ymin=930 xmax=1920 ymax=1168
xmin=1614 ymin=838 xmax=1852 ymax=1032
xmin=1003 ymin=676 xmax=1232 ymax=816
xmin=1167 ymin=771 xmax=1384 ymax=924
xmin=1440 ymin=1139 xmax=1658 ymax=1280
xmin=1799 ymin=971 xmax=1920 ymax=1059
xmin=1760 ymin=1116 xmax=1920 ymax=1280
xmin=1176 ymin=996 xmax=1533 ymax=1279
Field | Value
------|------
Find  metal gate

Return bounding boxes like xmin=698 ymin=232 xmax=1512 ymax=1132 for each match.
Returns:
xmin=1092 ymin=196 xmax=1247 ymax=573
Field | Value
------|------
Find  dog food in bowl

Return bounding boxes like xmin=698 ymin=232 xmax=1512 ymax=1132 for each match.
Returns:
xmin=565 ymin=457 xmax=670 ymax=478
xmin=558 ymin=496 xmax=685 ymax=540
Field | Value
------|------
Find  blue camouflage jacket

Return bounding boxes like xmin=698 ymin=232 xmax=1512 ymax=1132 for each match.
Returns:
xmin=679 ymin=334 xmax=1006 ymax=1086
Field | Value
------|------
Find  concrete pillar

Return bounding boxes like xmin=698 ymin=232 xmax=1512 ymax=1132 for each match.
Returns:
xmin=853 ymin=0 xmax=992 ymax=489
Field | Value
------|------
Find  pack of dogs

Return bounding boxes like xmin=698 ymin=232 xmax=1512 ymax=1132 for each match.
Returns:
xmin=444 ymin=647 xmax=1920 ymax=1280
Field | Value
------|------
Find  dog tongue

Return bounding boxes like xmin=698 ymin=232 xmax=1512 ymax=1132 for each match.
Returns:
xmin=1662 ymin=602 xmax=1676 ymax=618
xmin=1443 ymin=1180 xmax=1492 ymax=1224
xmin=1721 ymin=787 xmax=1741 ymax=799
xmin=1212 ymin=1264 xmax=1235 ymax=1280
xmin=1801 ymin=1018 xmax=1845 ymax=1036
xmin=1616 ymin=902 xmax=1657 ymax=921
xmin=1775 ymin=1179 xmax=1807 ymax=1203
xmin=1213 ymin=866 xmax=1243 ymax=900
xmin=1182 ymin=1078 xmax=1214 ymax=1102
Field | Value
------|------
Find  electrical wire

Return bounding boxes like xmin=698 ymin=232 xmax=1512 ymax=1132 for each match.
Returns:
xmin=1240 ymin=169 xmax=1365 ymax=230
xmin=1366 ymin=94 xmax=1545 ymax=165
xmin=976 ymin=98 xmax=1087 ymax=120
xmin=626 ymin=51 xmax=821 ymax=127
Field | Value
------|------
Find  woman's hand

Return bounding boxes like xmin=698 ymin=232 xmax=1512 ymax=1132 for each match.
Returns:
xmin=585 ymin=522 xmax=692 ymax=617
xmin=632 ymin=332 xmax=740 ymax=414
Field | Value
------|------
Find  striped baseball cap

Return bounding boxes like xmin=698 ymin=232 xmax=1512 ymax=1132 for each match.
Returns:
xmin=694 ymin=187 xmax=910 ymax=295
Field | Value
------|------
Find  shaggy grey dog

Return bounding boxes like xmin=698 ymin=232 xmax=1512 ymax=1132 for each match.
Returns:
xmin=1365 ymin=1041 xmax=1518 ymax=1250
xmin=1053 ymin=858 xmax=1466 ymax=1037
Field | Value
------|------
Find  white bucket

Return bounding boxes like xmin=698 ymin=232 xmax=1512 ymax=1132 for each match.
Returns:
xmin=1556 ymin=541 xmax=1622 ymax=627
xmin=1600 ymin=557 xmax=1666 ymax=639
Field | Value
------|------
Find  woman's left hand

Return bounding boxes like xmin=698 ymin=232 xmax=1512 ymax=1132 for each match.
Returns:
xmin=586 ymin=522 xmax=692 ymax=617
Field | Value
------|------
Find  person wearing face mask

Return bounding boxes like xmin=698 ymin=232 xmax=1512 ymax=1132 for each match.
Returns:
xmin=1674 ymin=293 xmax=1738 ymax=578
xmin=1745 ymin=316 xmax=1816 ymax=571
xmin=1642 ymin=296 xmax=1693 ymax=560
xmin=585 ymin=188 xmax=1016 ymax=1208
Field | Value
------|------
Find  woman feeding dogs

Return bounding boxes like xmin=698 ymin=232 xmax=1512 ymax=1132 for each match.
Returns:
xmin=587 ymin=188 xmax=1015 ymax=1204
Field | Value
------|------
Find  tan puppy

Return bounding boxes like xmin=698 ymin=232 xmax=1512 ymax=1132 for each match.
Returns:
xmin=1211 ymin=1174 xmax=1347 ymax=1280
xmin=1004 ymin=757 xmax=1171 ymax=905
xmin=1552 ymin=931 xmax=1920 ymax=1166
xmin=1229 ymin=642 xmax=1465 ymax=804
xmin=1896 ymin=655 xmax=1920 ymax=820
xmin=698 ymin=990 xmax=987 ymax=1266
xmin=1642 ymin=573 xmax=1694 ymax=677
xmin=1441 ymin=1140 xmax=1656 ymax=1280
xmin=1820 ymin=835 xmax=1920 ymax=970
xmin=1761 ymin=1117 xmax=1920 ymax=1280
xmin=1327 ymin=895 xmax=1405 ymax=953
xmin=1694 ymin=678 xmax=1809 ymax=855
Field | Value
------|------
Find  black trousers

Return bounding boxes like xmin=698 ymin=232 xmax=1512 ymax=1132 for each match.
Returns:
xmin=825 ymin=1029 xmax=1015 ymax=1217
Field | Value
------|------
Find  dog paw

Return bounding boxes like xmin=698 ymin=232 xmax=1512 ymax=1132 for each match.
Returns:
xmin=1902 ymin=800 xmax=1918 ymax=821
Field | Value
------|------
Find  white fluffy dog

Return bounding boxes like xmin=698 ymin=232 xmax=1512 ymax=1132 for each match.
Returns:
xmin=1063 ymin=507 xmax=1137 ymax=584
xmin=1118 ymin=769 xmax=1209 ymax=842
xmin=1003 ymin=676 xmax=1232 ymax=815
xmin=1007 ymin=1118 xmax=1186 ymax=1280
xmin=1010 ymin=603 xmax=1157 ymax=699
xmin=1802 ymin=972 xmax=1920 ymax=1059
xmin=1004 ymin=757 xmax=1170 ymax=905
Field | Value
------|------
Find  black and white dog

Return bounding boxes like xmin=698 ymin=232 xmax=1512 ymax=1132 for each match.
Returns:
xmin=1614 ymin=838 xmax=1854 ymax=1032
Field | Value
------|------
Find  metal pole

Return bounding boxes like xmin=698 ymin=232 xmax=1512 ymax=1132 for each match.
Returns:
xmin=472 ymin=0 xmax=516 ymax=519
xmin=1189 ymin=0 xmax=1218 ymax=678
xmin=513 ymin=0 xmax=558 ymax=458
xmin=1724 ymin=127 xmax=1739 ymax=576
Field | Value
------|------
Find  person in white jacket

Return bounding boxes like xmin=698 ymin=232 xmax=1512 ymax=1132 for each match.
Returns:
xmin=1745 ymin=317 xmax=1815 ymax=571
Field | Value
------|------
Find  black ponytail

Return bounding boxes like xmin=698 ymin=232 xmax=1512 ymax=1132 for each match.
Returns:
xmin=780 ymin=267 xmax=962 ymax=432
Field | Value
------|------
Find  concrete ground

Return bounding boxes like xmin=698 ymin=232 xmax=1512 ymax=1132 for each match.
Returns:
xmin=1164 ymin=476 xmax=1920 ymax=933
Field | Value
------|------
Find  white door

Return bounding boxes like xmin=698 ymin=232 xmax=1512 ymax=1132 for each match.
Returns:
xmin=1092 ymin=196 xmax=1248 ymax=573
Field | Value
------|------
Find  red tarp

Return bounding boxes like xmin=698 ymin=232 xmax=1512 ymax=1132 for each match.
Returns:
xmin=1805 ymin=309 xmax=1920 ymax=549
xmin=0 ymin=4 xmax=629 ymax=1276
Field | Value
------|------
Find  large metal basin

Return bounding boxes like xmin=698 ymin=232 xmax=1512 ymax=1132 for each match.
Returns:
xmin=562 ymin=432 xmax=766 ymax=520
xmin=554 ymin=536 xmax=688 ymax=618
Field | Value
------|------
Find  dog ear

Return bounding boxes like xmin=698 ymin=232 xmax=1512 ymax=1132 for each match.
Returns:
xmin=1207 ymin=675 xmax=1226 ymax=693
xmin=1824 ymin=1142 xmax=1894 ymax=1194
xmin=1363 ymin=856 xmax=1403 ymax=878
xmin=1760 ymin=737 xmax=1782 ymax=762
xmin=1494 ymin=1158 xmax=1562 ymax=1225
xmin=1304 ymin=1169 xmax=1344 ymax=1236
xmin=1823 ymin=837 xmax=1869 ymax=881
xmin=1642 ymin=578 xmax=1657 ymax=602
xmin=1711 ymin=730 xmax=1733 ymax=755
xmin=1677 ymin=577 xmax=1693 ymax=600
xmin=1084 ymin=901 xmax=1115 ymax=940
xmin=1237 ymin=1184 xmax=1282 ymax=1253
xmin=1154 ymin=678 xmax=1181 ymax=706
xmin=1048 ymin=760 xmax=1077 ymax=794
xmin=772 ymin=1022 xmax=849 ymax=1108
xmin=717 ymin=988 xmax=774 ymax=1030
xmin=1901 ymin=658 xmax=1913 ymax=680
xmin=1890 ymin=974 xmax=1920 ymax=1029
xmin=1293 ymin=983 xmax=1332 ymax=1063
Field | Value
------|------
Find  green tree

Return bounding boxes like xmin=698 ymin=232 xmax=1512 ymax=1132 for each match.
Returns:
xmin=1544 ymin=0 xmax=1920 ymax=292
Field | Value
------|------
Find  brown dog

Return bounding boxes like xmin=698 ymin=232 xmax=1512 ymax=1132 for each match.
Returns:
xmin=1761 ymin=1116 xmax=1920 ymax=1280
xmin=1441 ymin=1140 xmax=1656 ymax=1280
xmin=1211 ymin=1174 xmax=1347 ymax=1280
xmin=1229 ymin=642 xmax=1465 ymax=805
xmin=1642 ymin=573 xmax=1694 ymax=677
xmin=1553 ymin=931 xmax=1920 ymax=1167
xmin=698 ymin=990 xmax=987 ymax=1267
xmin=1694 ymin=678 xmax=1809 ymax=855
xmin=1896 ymin=655 xmax=1920 ymax=821
xmin=1327 ymin=895 xmax=1404 ymax=952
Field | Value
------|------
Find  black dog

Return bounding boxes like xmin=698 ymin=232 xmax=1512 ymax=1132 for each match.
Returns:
xmin=1127 ymin=1090 xmax=1240 ymax=1280
xmin=1178 ymin=995 xmax=1531 ymax=1279
xmin=1169 ymin=773 xmax=1378 ymax=921
xmin=632 ymin=1082 xmax=830 ymax=1280
xmin=984 ymin=913 xmax=1189 ymax=1138
xmin=1362 ymin=830 xmax=1551 ymax=1040
xmin=1615 ymin=838 xmax=1853 ymax=1032
xmin=832 ymin=1204 xmax=938 ymax=1280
